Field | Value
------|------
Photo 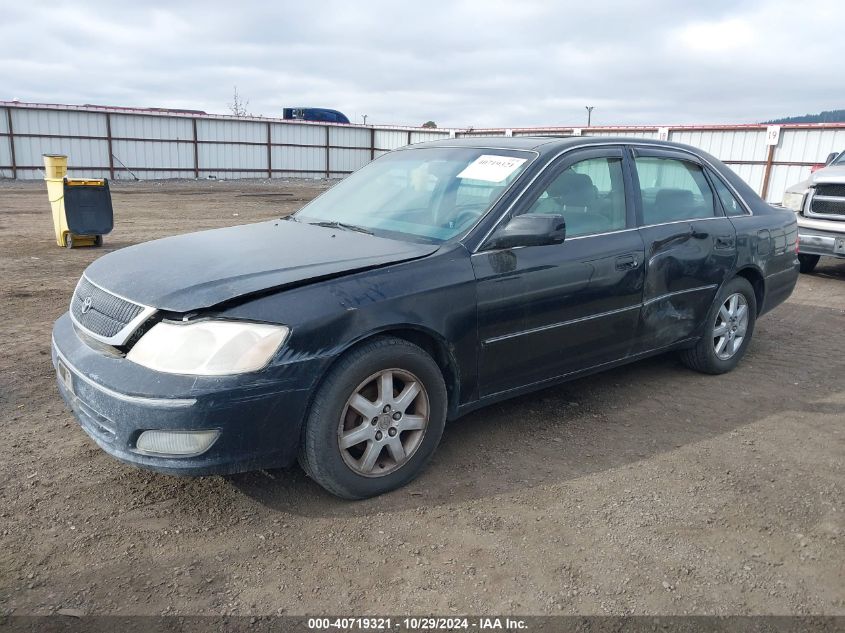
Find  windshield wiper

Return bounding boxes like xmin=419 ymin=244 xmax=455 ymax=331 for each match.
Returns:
xmin=308 ymin=220 xmax=373 ymax=235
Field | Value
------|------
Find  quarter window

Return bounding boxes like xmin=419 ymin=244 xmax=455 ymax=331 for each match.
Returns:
xmin=523 ymin=156 xmax=627 ymax=238
xmin=709 ymin=172 xmax=747 ymax=216
xmin=635 ymin=157 xmax=716 ymax=224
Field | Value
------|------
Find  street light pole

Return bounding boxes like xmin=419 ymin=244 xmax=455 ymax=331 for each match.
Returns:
xmin=585 ymin=106 xmax=594 ymax=127
xmin=362 ymin=114 xmax=368 ymax=125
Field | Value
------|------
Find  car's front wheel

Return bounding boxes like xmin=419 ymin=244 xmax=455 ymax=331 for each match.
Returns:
xmin=299 ymin=337 xmax=447 ymax=499
xmin=679 ymin=276 xmax=757 ymax=375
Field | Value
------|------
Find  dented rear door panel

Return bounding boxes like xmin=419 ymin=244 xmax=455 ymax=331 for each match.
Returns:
xmin=635 ymin=218 xmax=736 ymax=351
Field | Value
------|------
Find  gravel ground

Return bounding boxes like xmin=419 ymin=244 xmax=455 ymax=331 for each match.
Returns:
xmin=0 ymin=178 xmax=842 ymax=617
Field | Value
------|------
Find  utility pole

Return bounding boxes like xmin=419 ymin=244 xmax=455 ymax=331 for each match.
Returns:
xmin=362 ymin=114 xmax=368 ymax=125
xmin=585 ymin=106 xmax=594 ymax=127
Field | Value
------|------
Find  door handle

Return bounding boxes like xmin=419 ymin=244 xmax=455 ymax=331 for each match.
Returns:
xmin=615 ymin=254 xmax=639 ymax=270
xmin=689 ymin=225 xmax=708 ymax=239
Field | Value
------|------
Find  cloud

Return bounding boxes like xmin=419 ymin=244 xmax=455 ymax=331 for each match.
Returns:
xmin=672 ymin=18 xmax=758 ymax=54
xmin=0 ymin=0 xmax=843 ymax=127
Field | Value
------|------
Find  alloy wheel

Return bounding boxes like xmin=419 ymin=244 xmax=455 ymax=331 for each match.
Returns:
xmin=713 ymin=292 xmax=749 ymax=360
xmin=337 ymin=369 xmax=430 ymax=477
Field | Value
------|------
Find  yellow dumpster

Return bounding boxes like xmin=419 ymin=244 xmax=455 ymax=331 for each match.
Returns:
xmin=43 ymin=154 xmax=113 ymax=248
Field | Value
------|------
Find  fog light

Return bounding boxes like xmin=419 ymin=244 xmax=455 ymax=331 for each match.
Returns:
xmin=135 ymin=430 xmax=220 ymax=457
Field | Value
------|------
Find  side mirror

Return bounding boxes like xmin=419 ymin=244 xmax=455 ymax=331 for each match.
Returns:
xmin=486 ymin=213 xmax=566 ymax=250
xmin=825 ymin=152 xmax=838 ymax=165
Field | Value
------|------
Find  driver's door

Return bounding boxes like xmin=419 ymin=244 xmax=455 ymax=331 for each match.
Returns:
xmin=471 ymin=148 xmax=645 ymax=397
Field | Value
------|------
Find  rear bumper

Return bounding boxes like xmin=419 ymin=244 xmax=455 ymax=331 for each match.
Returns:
xmin=51 ymin=312 xmax=324 ymax=475
xmin=798 ymin=224 xmax=845 ymax=259
xmin=761 ymin=261 xmax=799 ymax=316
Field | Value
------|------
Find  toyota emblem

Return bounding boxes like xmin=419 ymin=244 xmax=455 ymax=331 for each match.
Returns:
xmin=81 ymin=296 xmax=93 ymax=314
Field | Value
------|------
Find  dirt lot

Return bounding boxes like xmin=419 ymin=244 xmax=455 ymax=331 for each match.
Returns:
xmin=0 ymin=179 xmax=842 ymax=617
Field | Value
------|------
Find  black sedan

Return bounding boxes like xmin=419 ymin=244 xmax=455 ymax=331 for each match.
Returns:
xmin=52 ymin=137 xmax=799 ymax=499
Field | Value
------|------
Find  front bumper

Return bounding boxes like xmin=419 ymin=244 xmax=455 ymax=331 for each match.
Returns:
xmin=51 ymin=312 xmax=324 ymax=475
xmin=797 ymin=222 xmax=845 ymax=259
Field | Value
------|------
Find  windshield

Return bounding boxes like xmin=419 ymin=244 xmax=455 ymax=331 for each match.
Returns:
xmin=294 ymin=147 xmax=534 ymax=243
xmin=834 ymin=151 xmax=845 ymax=165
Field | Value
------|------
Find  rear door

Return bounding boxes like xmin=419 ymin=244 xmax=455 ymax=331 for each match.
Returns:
xmin=472 ymin=147 xmax=645 ymax=396
xmin=630 ymin=147 xmax=737 ymax=352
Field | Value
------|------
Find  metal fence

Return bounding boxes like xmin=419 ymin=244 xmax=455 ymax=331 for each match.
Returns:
xmin=3 ymin=101 xmax=845 ymax=203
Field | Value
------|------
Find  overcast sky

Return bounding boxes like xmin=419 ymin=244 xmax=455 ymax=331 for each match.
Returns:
xmin=1 ymin=0 xmax=843 ymax=128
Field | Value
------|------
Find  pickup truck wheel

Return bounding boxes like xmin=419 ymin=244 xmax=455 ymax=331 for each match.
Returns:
xmin=798 ymin=254 xmax=820 ymax=274
xmin=299 ymin=337 xmax=447 ymax=499
xmin=679 ymin=277 xmax=757 ymax=375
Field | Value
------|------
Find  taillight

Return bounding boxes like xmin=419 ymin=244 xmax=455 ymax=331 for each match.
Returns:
xmin=810 ymin=164 xmax=825 ymax=173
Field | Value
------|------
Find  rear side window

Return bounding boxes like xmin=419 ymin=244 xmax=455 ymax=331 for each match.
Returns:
xmin=709 ymin=172 xmax=748 ymax=216
xmin=635 ymin=157 xmax=716 ymax=224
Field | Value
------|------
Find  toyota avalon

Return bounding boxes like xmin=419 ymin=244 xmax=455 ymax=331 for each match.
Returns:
xmin=52 ymin=137 xmax=799 ymax=498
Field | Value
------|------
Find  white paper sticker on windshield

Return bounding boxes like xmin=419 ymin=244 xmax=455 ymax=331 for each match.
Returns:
xmin=457 ymin=155 xmax=527 ymax=182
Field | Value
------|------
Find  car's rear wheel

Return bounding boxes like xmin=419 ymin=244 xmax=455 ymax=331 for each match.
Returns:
xmin=798 ymin=254 xmax=820 ymax=274
xmin=299 ymin=337 xmax=447 ymax=499
xmin=679 ymin=277 xmax=757 ymax=375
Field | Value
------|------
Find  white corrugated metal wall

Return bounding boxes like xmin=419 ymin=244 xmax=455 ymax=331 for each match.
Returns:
xmin=670 ymin=128 xmax=769 ymax=194
xmin=2 ymin=102 xmax=844 ymax=203
xmin=0 ymin=109 xmax=13 ymax=179
xmin=766 ymin=128 xmax=845 ymax=203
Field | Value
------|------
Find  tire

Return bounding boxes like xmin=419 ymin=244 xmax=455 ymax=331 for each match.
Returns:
xmin=94 ymin=235 xmax=103 ymax=247
xmin=798 ymin=254 xmax=819 ymax=274
xmin=299 ymin=336 xmax=447 ymax=499
xmin=679 ymin=276 xmax=757 ymax=375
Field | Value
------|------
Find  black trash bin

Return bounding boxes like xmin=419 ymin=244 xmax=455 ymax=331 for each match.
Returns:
xmin=62 ymin=178 xmax=114 ymax=248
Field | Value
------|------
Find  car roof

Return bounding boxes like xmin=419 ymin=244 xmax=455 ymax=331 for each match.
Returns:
xmin=406 ymin=135 xmax=702 ymax=157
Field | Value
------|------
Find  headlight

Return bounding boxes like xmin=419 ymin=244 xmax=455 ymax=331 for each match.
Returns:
xmin=781 ymin=191 xmax=806 ymax=212
xmin=126 ymin=320 xmax=289 ymax=375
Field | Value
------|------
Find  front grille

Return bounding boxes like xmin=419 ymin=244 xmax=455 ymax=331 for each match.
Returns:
xmin=809 ymin=196 xmax=845 ymax=217
xmin=70 ymin=276 xmax=144 ymax=339
xmin=815 ymin=183 xmax=845 ymax=198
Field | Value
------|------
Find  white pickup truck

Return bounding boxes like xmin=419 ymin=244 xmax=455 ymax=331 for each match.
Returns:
xmin=781 ymin=149 xmax=845 ymax=273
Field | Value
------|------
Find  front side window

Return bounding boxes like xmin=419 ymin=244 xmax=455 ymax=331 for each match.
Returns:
xmin=709 ymin=172 xmax=747 ymax=216
xmin=521 ymin=156 xmax=627 ymax=238
xmin=295 ymin=147 xmax=532 ymax=243
xmin=635 ymin=157 xmax=716 ymax=224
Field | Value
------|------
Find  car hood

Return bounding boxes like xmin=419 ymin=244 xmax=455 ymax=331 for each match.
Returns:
xmin=84 ymin=220 xmax=439 ymax=312
xmin=787 ymin=165 xmax=845 ymax=193
xmin=811 ymin=164 xmax=845 ymax=184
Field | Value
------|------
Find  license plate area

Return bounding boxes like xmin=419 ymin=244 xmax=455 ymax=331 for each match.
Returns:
xmin=57 ymin=360 xmax=74 ymax=395
xmin=835 ymin=237 xmax=845 ymax=255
